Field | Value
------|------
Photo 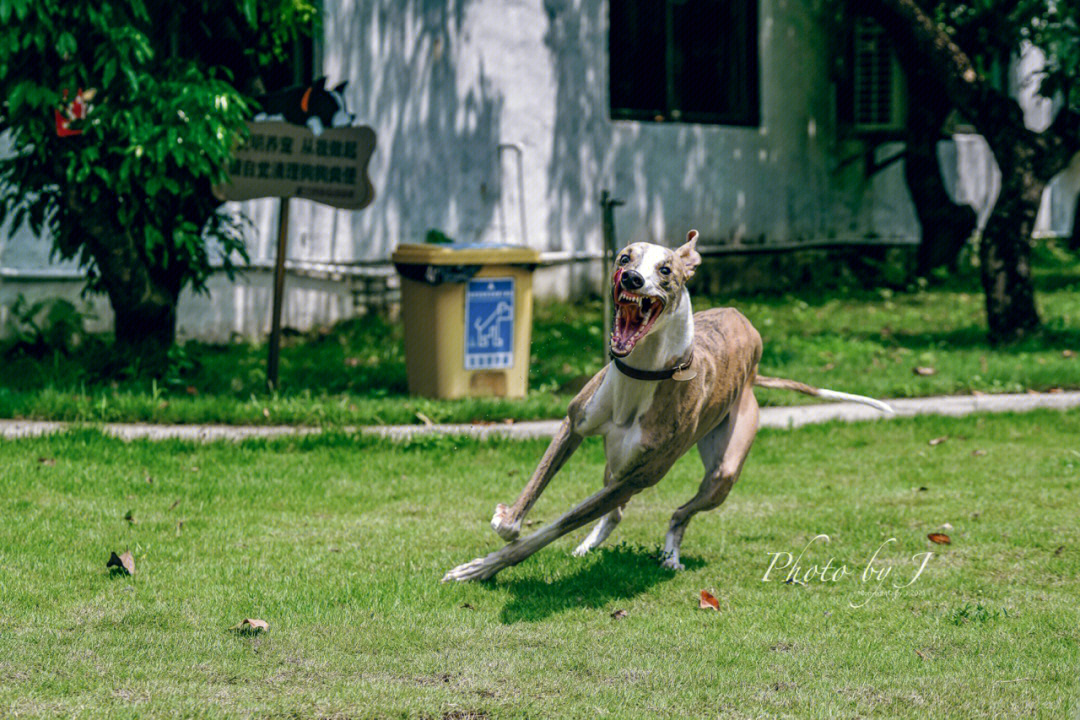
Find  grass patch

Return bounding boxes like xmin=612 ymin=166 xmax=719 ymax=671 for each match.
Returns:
xmin=1 ymin=411 xmax=1078 ymax=716
xmin=3 ymin=244 xmax=1080 ymax=426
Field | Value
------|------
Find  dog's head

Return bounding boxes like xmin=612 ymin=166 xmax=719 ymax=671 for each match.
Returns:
xmin=609 ymin=230 xmax=702 ymax=357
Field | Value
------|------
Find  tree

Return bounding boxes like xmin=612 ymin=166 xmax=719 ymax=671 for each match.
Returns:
xmin=0 ymin=1 xmax=316 ymax=363
xmin=903 ymin=63 xmax=978 ymax=277
xmin=855 ymin=0 xmax=1080 ymax=343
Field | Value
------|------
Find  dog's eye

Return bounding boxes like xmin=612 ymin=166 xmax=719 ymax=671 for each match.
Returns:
xmin=618 ymin=255 xmax=630 ymax=265
xmin=659 ymin=266 xmax=671 ymax=276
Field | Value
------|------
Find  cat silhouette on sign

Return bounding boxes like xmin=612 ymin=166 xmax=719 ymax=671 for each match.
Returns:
xmin=255 ymin=77 xmax=353 ymax=135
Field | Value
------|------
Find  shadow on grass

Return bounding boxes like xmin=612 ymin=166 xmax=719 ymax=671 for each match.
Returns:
xmin=880 ymin=325 xmax=1080 ymax=352
xmin=494 ymin=544 xmax=704 ymax=624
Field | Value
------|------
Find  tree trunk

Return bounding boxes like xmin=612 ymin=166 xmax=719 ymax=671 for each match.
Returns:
xmin=109 ymin=288 xmax=180 ymax=361
xmin=978 ymin=144 xmax=1043 ymax=343
xmin=1070 ymin=192 xmax=1080 ymax=251
xmin=82 ymin=222 xmax=182 ymax=365
xmin=904 ymin=68 xmax=977 ymax=276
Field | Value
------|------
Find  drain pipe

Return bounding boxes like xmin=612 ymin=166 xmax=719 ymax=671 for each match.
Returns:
xmin=497 ymin=143 xmax=528 ymax=246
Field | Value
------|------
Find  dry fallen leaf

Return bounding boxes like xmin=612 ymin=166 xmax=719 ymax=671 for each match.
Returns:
xmin=917 ymin=486 xmax=929 ymax=492
xmin=699 ymin=590 xmax=720 ymax=611
xmin=972 ymin=449 xmax=987 ymax=457
xmin=460 ymin=603 xmax=476 ymax=610
xmin=231 ymin=618 xmax=268 ymax=633
xmin=913 ymin=366 xmax=937 ymax=376
xmin=168 ymin=499 xmax=181 ymax=511
xmin=915 ymin=649 xmax=928 ymax=660
xmin=928 ymin=436 xmax=948 ymax=446
xmin=38 ymin=457 xmax=56 ymax=466
xmin=927 ymin=533 xmax=951 ymax=545
xmin=416 ymin=412 xmax=435 ymax=426
xmin=1063 ymin=350 xmax=1076 ymax=359
xmin=262 ymin=407 xmax=271 ymax=418
xmin=1054 ymin=546 xmax=1065 ymax=556
xmin=107 ymin=551 xmax=135 ymax=575
xmin=611 ymin=609 xmax=628 ymax=620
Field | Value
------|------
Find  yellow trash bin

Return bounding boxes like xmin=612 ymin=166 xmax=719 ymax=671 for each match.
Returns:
xmin=391 ymin=243 xmax=541 ymax=399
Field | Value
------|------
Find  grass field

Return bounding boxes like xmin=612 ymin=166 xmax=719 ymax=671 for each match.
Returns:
xmin=2 ymin=410 xmax=1078 ymax=717
xmin=2 ymin=245 xmax=1080 ymax=426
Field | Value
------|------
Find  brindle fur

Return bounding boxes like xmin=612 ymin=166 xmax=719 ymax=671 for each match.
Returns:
xmin=444 ymin=232 xmax=887 ymax=582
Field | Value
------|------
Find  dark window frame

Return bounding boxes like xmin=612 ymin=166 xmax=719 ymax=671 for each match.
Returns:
xmin=608 ymin=0 xmax=761 ymax=127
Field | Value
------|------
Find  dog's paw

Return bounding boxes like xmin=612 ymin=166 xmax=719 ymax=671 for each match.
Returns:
xmin=571 ymin=543 xmax=591 ymax=557
xmin=442 ymin=556 xmax=500 ymax=583
xmin=660 ymin=556 xmax=685 ymax=571
xmin=490 ymin=503 xmax=521 ymax=542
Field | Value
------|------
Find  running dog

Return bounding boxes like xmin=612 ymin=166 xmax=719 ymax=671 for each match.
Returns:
xmin=443 ymin=231 xmax=892 ymax=582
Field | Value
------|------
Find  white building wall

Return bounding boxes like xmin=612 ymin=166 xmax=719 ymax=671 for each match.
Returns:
xmin=2 ymin=0 xmax=1078 ymax=341
xmin=320 ymin=0 xmax=919 ymax=296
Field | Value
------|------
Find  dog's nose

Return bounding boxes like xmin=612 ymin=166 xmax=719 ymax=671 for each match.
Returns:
xmin=620 ymin=270 xmax=644 ymax=291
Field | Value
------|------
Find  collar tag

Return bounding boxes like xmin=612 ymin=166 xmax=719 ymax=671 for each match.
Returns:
xmin=671 ymin=367 xmax=697 ymax=382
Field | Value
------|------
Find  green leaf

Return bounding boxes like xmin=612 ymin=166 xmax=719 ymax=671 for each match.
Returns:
xmin=56 ymin=31 xmax=76 ymax=56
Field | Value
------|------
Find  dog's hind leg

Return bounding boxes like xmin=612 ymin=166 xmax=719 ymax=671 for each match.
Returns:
xmin=662 ymin=385 xmax=759 ymax=570
xmin=491 ymin=418 xmax=583 ymax=542
xmin=444 ymin=479 xmax=639 ymax=582
xmin=572 ymin=464 xmax=625 ymax=556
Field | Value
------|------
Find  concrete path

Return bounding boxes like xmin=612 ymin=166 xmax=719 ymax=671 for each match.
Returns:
xmin=1 ymin=390 xmax=1078 ymax=443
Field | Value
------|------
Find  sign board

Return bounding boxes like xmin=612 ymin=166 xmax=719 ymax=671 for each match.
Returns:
xmin=213 ymin=121 xmax=376 ymax=210
xmin=464 ymin=278 xmax=515 ymax=370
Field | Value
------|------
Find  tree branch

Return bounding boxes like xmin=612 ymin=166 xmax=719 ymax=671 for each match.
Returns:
xmin=865 ymin=0 xmax=1025 ymax=146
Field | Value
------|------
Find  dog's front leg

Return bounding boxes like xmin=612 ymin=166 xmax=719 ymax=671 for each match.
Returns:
xmin=445 ymin=479 xmax=637 ymax=582
xmin=491 ymin=418 xmax=583 ymax=541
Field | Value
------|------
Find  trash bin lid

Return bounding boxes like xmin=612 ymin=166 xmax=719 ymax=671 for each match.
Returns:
xmin=391 ymin=242 xmax=540 ymax=266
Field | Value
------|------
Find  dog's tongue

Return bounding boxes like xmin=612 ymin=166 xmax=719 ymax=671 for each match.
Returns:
xmin=611 ymin=302 xmax=643 ymax=355
xmin=612 ymin=295 xmax=663 ymax=355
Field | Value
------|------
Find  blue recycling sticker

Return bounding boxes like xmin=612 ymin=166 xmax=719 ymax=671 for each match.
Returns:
xmin=464 ymin=278 xmax=515 ymax=370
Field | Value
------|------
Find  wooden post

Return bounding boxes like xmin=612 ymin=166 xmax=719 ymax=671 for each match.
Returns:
xmin=599 ymin=190 xmax=624 ymax=362
xmin=267 ymin=197 xmax=291 ymax=391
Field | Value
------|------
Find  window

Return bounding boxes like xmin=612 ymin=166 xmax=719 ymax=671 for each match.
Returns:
xmin=838 ymin=17 xmax=906 ymax=134
xmin=609 ymin=0 xmax=760 ymax=126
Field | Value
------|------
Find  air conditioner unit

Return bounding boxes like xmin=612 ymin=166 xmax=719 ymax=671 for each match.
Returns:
xmin=852 ymin=18 xmax=906 ymax=134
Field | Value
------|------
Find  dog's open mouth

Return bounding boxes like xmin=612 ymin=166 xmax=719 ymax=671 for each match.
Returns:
xmin=611 ymin=288 xmax=664 ymax=357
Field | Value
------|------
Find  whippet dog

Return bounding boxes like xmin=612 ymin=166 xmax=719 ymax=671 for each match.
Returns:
xmin=443 ymin=231 xmax=893 ymax=582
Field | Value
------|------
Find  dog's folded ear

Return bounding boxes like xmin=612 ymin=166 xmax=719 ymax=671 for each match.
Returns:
xmin=677 ymin=230 xmax=702 ymax=277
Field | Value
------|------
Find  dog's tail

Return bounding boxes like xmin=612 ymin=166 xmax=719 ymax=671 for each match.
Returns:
xmin=754 ymin=375 xmax=895 ymax=414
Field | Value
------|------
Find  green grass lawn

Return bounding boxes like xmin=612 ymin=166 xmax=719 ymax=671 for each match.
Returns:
xmin=1 ymin=410 xmax=1078 ymax=717
xmin=3 ymin=244 xmax=1080 ymax=426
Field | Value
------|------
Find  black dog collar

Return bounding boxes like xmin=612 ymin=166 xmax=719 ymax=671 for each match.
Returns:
xmin=610 ymin=350 xmax=695 ymax=381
